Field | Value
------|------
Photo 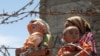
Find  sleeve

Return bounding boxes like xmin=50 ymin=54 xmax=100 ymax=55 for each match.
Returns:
xmin=57 ymin=48 xmax=63 ymax=56
xmin=75 ymin=42 xmax=92 ymax=56
xmin=57 ymin=47 xmax=72 ymax=56
xmin=79 ymin=32 xmax=96 ymax=55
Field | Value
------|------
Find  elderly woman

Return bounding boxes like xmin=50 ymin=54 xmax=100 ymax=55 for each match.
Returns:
xmin=64 ymin=16 xmax=96 ymax=56
xmin=16 ymin=19 xmax=52 ymax=56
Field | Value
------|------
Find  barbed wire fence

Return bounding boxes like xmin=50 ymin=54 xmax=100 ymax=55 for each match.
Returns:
xmin=0 ymin=0 xmax=36 ymax=24
xmin=0 ymin=45 xmax=19 ymax=56
xmin=0 ymin=45 xmax=10 ymax=56
xmin=0 ymin=0 xmax=100 ymax=24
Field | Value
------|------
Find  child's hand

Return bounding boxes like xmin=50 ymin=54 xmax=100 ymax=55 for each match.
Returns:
xmin=62 ymin=51 xmax=71 ymax=56
xmin=62 ymin=51 xmax=78 ymax=56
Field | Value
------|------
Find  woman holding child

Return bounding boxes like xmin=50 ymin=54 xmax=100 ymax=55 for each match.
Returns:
xmin=58 ymin=16 xmax=96 ymax=56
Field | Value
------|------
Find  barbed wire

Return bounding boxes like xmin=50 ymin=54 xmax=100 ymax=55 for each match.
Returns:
xmin=0 ymin=45 xmax=21 ymax=56
xmin=0 ymin=9 xmax=100 ymax=24
xmin=0 ymin=0 xmax=100 ymax=24
xmin=0 ymin=0 xmax=34 ymax=24
xmin=0 ymin=45 xmax=10 ymax=56
xmin=0 ymin=43 xmax=100 ymax=56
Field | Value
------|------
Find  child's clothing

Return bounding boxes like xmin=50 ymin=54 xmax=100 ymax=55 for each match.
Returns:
xmin=58 ymin=41 xmax=92 ymax=56
xmin=24 ymin=32 xmax=44 ymax=48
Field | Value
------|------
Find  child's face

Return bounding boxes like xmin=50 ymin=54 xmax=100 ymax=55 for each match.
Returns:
xmin=63 ymin=26 xmax=80 ymax=43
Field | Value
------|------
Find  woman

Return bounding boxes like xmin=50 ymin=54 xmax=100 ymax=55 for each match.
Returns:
xmin=64 ymin=16 xmax=96 ymax=56
xmin=26 ymin=18 xmax=53 ymax=49
xmin=16 ymin=18 xmax=52 ymax=56
xmin=58 ymin=26 xmax=92 ymax=56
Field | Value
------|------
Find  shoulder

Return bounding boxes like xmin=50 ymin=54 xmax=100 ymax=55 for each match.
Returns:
xmin=80 ymin=32 xmax=95 ymax=42
xmin=82 ymin=32 xmax=94 ymax=37
xmin=84 ymin=32 xmax=94 ymax=37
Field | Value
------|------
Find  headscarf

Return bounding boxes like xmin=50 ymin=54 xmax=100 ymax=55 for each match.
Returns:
xmin=64 ymin=16 xmax=91 ymax=35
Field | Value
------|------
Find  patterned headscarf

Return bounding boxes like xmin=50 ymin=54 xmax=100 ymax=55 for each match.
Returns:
xmin=64 ymin=16 xmax=91 ymax=35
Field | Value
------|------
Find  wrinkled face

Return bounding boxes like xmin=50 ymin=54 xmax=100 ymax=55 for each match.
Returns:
xmin=63 ymin=26 xmax=80 ymax=43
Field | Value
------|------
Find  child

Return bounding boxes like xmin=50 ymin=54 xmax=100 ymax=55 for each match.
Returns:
xmin=57 ymin=26 xmax=92 ymax=56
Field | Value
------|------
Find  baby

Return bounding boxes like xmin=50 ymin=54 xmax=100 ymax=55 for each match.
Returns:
xmin=57 ymin=26 xmax=92 ymax=56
